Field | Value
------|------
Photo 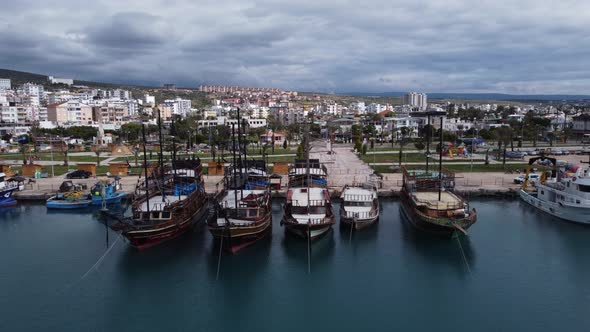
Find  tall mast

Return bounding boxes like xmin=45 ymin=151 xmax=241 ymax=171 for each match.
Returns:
xmin=141 ymin=121 xmax=150 ymax=221
xmin=236 ymin=108 xmax=243 ymax=199
xmin=305 ymin=120 xmax=311 ymax=209
xmin=231 ymin=123 xmax=239 ymax=211
xmin=171 ymin=115 xmax=179 ymax=199
xmin=438 ymin=116 xmax=444 ymax=201
xmin=157 ymin=108 xmax=165 ymax=201
xmin=425 ymin=114 xmax=431 ymax=174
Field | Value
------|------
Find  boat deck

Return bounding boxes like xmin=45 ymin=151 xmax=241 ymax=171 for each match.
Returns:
xmin=140 ymin=195 xmax=187 ymax=211
xmin=412 ymin=191 xmax=463 ymax=210
xmin=342 ymin=186 xmax=376 ymax=202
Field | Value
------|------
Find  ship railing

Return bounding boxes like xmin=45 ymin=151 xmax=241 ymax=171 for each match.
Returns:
xmin=342 ymin=194 xmax=374 ymax=202
xmin=418 ymin=200 xmax=464 ymax=210
xmin=292 ymin=199 xmax=326 ymax=207
xmin=307 ymin=217 xmax=328 ymax=225
xmin=344 ymin=210 xmax=378 ymax=219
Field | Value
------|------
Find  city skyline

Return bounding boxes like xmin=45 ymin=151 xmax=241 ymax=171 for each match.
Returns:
xmin=1 ymin=0 xmax=590 ymax=94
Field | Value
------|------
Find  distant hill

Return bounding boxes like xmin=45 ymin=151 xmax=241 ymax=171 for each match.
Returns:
xmin=0 ymin=68 xmax=159 ymax=90
xmin=0 ymin=68 xmax=50 ymax=87
xmin=341 ymin=91 xmax=590 ymax=102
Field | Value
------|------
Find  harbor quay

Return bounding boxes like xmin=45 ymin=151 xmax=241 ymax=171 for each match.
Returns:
xmin=13 ymin=170 xmax=522 ymax=201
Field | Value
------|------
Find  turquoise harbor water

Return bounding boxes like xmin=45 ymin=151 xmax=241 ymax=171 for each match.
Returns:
xmin=1 ymin=199 xmax=590 ymax=331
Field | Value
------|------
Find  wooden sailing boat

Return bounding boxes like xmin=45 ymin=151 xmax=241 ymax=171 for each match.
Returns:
xmin=339 ymin=180 xmax=380 ymax=230
xmin=109 ymin=110 xmax=209 ymax=249
xmin=399 ymin=115 xmax=477 ymax=237
xmin=281 ymin=121 xmax=335 ymax=239
xmin=208 ymin=113 xmax=273 ymax=253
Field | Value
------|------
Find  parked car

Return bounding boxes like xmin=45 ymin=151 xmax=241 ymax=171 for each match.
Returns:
xmin=514 ymin=173 xmax=540 ymax=184
xmin=505 ymin=151 xmax=526 ymax=159
xmin=66 ymin=170 xmax=92 ymax=179
xmin=523 ymin=149 xmax=538 ymax=156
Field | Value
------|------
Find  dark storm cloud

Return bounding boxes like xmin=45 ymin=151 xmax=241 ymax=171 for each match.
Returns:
xmin=1 ymin=0 xmax=590 ymax=93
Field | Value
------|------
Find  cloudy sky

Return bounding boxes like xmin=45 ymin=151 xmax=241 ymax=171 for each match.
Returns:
xmin=2 ymin=0 xmax=590 ymax=94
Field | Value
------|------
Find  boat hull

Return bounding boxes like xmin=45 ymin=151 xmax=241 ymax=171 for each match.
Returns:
xmin=281 ymin=217 xmax=335 ymax=240
xmin=0 ymin=188 xmax=17 ymax=207
xmin=122 ymin=203 xmax=209 ymax=250
xmin=46 ymin=197 xmax=92 ymax=209
xmin=520 ymin=189 xmax=590 ymax=224
xmin=399 ymin=192 xmax=475 ymax=237
xmin=340 ymin=215 xmax=379 ymax=230
xmin=91 ymin=192 xmax=127 ymax=205
xmin=208 ymin=215 xmax=273 ymax=253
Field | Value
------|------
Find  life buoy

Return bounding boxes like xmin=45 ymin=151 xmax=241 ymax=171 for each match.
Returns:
xmin=573 ymin=177 xmax=577 ymax=182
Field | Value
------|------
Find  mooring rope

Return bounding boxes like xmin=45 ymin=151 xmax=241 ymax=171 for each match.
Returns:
xmin=456 ymin=236 xmax=472 ymax=275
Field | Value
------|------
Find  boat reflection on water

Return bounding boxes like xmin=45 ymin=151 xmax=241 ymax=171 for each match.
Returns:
xmin=280 ymin=228 xmax=335 ymax=270
xmin=399 ymin=210 xmax=476 ymax=277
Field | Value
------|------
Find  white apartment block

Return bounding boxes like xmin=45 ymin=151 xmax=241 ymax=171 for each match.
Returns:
xmin=164 ymin=98 xmax=191 ymax=117
xmin=143 ymin=94 xmax=155 ymax=106
xmin=0 ymin=78 xmax=11 ymax=89
xmin=48 ymin=76 xmax=74 ymax=85
xmin=0 ymin=106 xmax=18 ymax=123
xmin=47 ymin=100 xmax=93 ymax=125
xmin=249 ymin=107 xmax=269 ymax=119
xmin=197 ymin=117 xmax=267 ymax=130
xmin=18 ymin=83 xmax=45 ymax=100
xmin=367 ymin=103 xmax=387 ymax=114
xmin=402 ymin=92 xmax=427 ymax=111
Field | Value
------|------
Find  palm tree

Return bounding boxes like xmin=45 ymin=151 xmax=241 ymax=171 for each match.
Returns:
xmin=95 ymin=149 xmax=101 ymax=166
xmin=398 ymin=126 xmax=410 ymax=167
xmin=494 ymin=126 xmax=513 ymax=168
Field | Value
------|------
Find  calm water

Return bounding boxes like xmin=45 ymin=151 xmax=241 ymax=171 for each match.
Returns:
xmin=1 ymin=199 xmax=590 ymax=331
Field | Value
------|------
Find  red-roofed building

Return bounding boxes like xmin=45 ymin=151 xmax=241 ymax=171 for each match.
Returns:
xmin=260 ymin=130 xmax=286 ymax=146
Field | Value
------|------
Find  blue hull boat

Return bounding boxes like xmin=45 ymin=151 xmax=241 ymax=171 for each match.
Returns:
xmin=0 ymin=188 xmax=17 ymax=207
xmin=90 ymin=180 xmax=127 ymax=206
xmin=46 ymin=196 xmax=92 ymax=209
xmin=91 ymin=191 xmax=126 ymax=205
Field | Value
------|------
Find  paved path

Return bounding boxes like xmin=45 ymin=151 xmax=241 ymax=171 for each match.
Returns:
xmin=309 ymin=141 xmax=375 ymax=188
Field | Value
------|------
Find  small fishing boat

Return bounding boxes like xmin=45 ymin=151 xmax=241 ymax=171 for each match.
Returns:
xmin=340 ymin=182 xmax=379 ymax=230
xmin=288 ymin=159 xmax=328 ymax=188
xmin=90 ymin=178 xmax=127 ymax=205
xmin=0 ymin=172 xmax=20 ymax=207
xmin=282 ymin=186 xmax=335 ymax=239
xmin=46 ymin=191 xmax=92 ymax=209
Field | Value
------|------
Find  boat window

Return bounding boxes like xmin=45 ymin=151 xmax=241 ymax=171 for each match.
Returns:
xmin=235 ymin=209 xmax=247 ymax=218
xmin=152 ymin=212 xmax=160 ymax=219
xmin=567 ymin=182 xmax=570 ymax=187
xmin=578 ymin=185 xmax=590 ymax=193
xmin=541 ymin=190 xmax=544 ymax=195
xmin=577 ymin=200 xmax=581 ymax=204
xmin=344 ymin=201 xmax=372 ymax=207
xmin=161 ymin=211 xmax=171 ymax=219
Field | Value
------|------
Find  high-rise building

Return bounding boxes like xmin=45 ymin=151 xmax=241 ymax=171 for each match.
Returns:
xmin=402 ymin=92 xmax=427 ymax=111
xmin=164 ymin=98 xmax=191 ymax=117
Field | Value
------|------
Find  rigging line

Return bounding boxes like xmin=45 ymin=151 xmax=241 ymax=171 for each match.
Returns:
xmin=455 ymin=235 xmax=472 ymax=275
xmin=64 ymin=234 xmax=122 ymax=291
xmin=216 ymin=230 xmax=224 ymax=281
xmin=80 ymin=234 xmax=122 ymax=281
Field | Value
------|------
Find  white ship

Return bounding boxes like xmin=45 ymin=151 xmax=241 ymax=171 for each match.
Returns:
xmin=520 ymin=155 xmax=590 ymax=224
xmin=339 ymin=182 xmax=379 ymax=230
